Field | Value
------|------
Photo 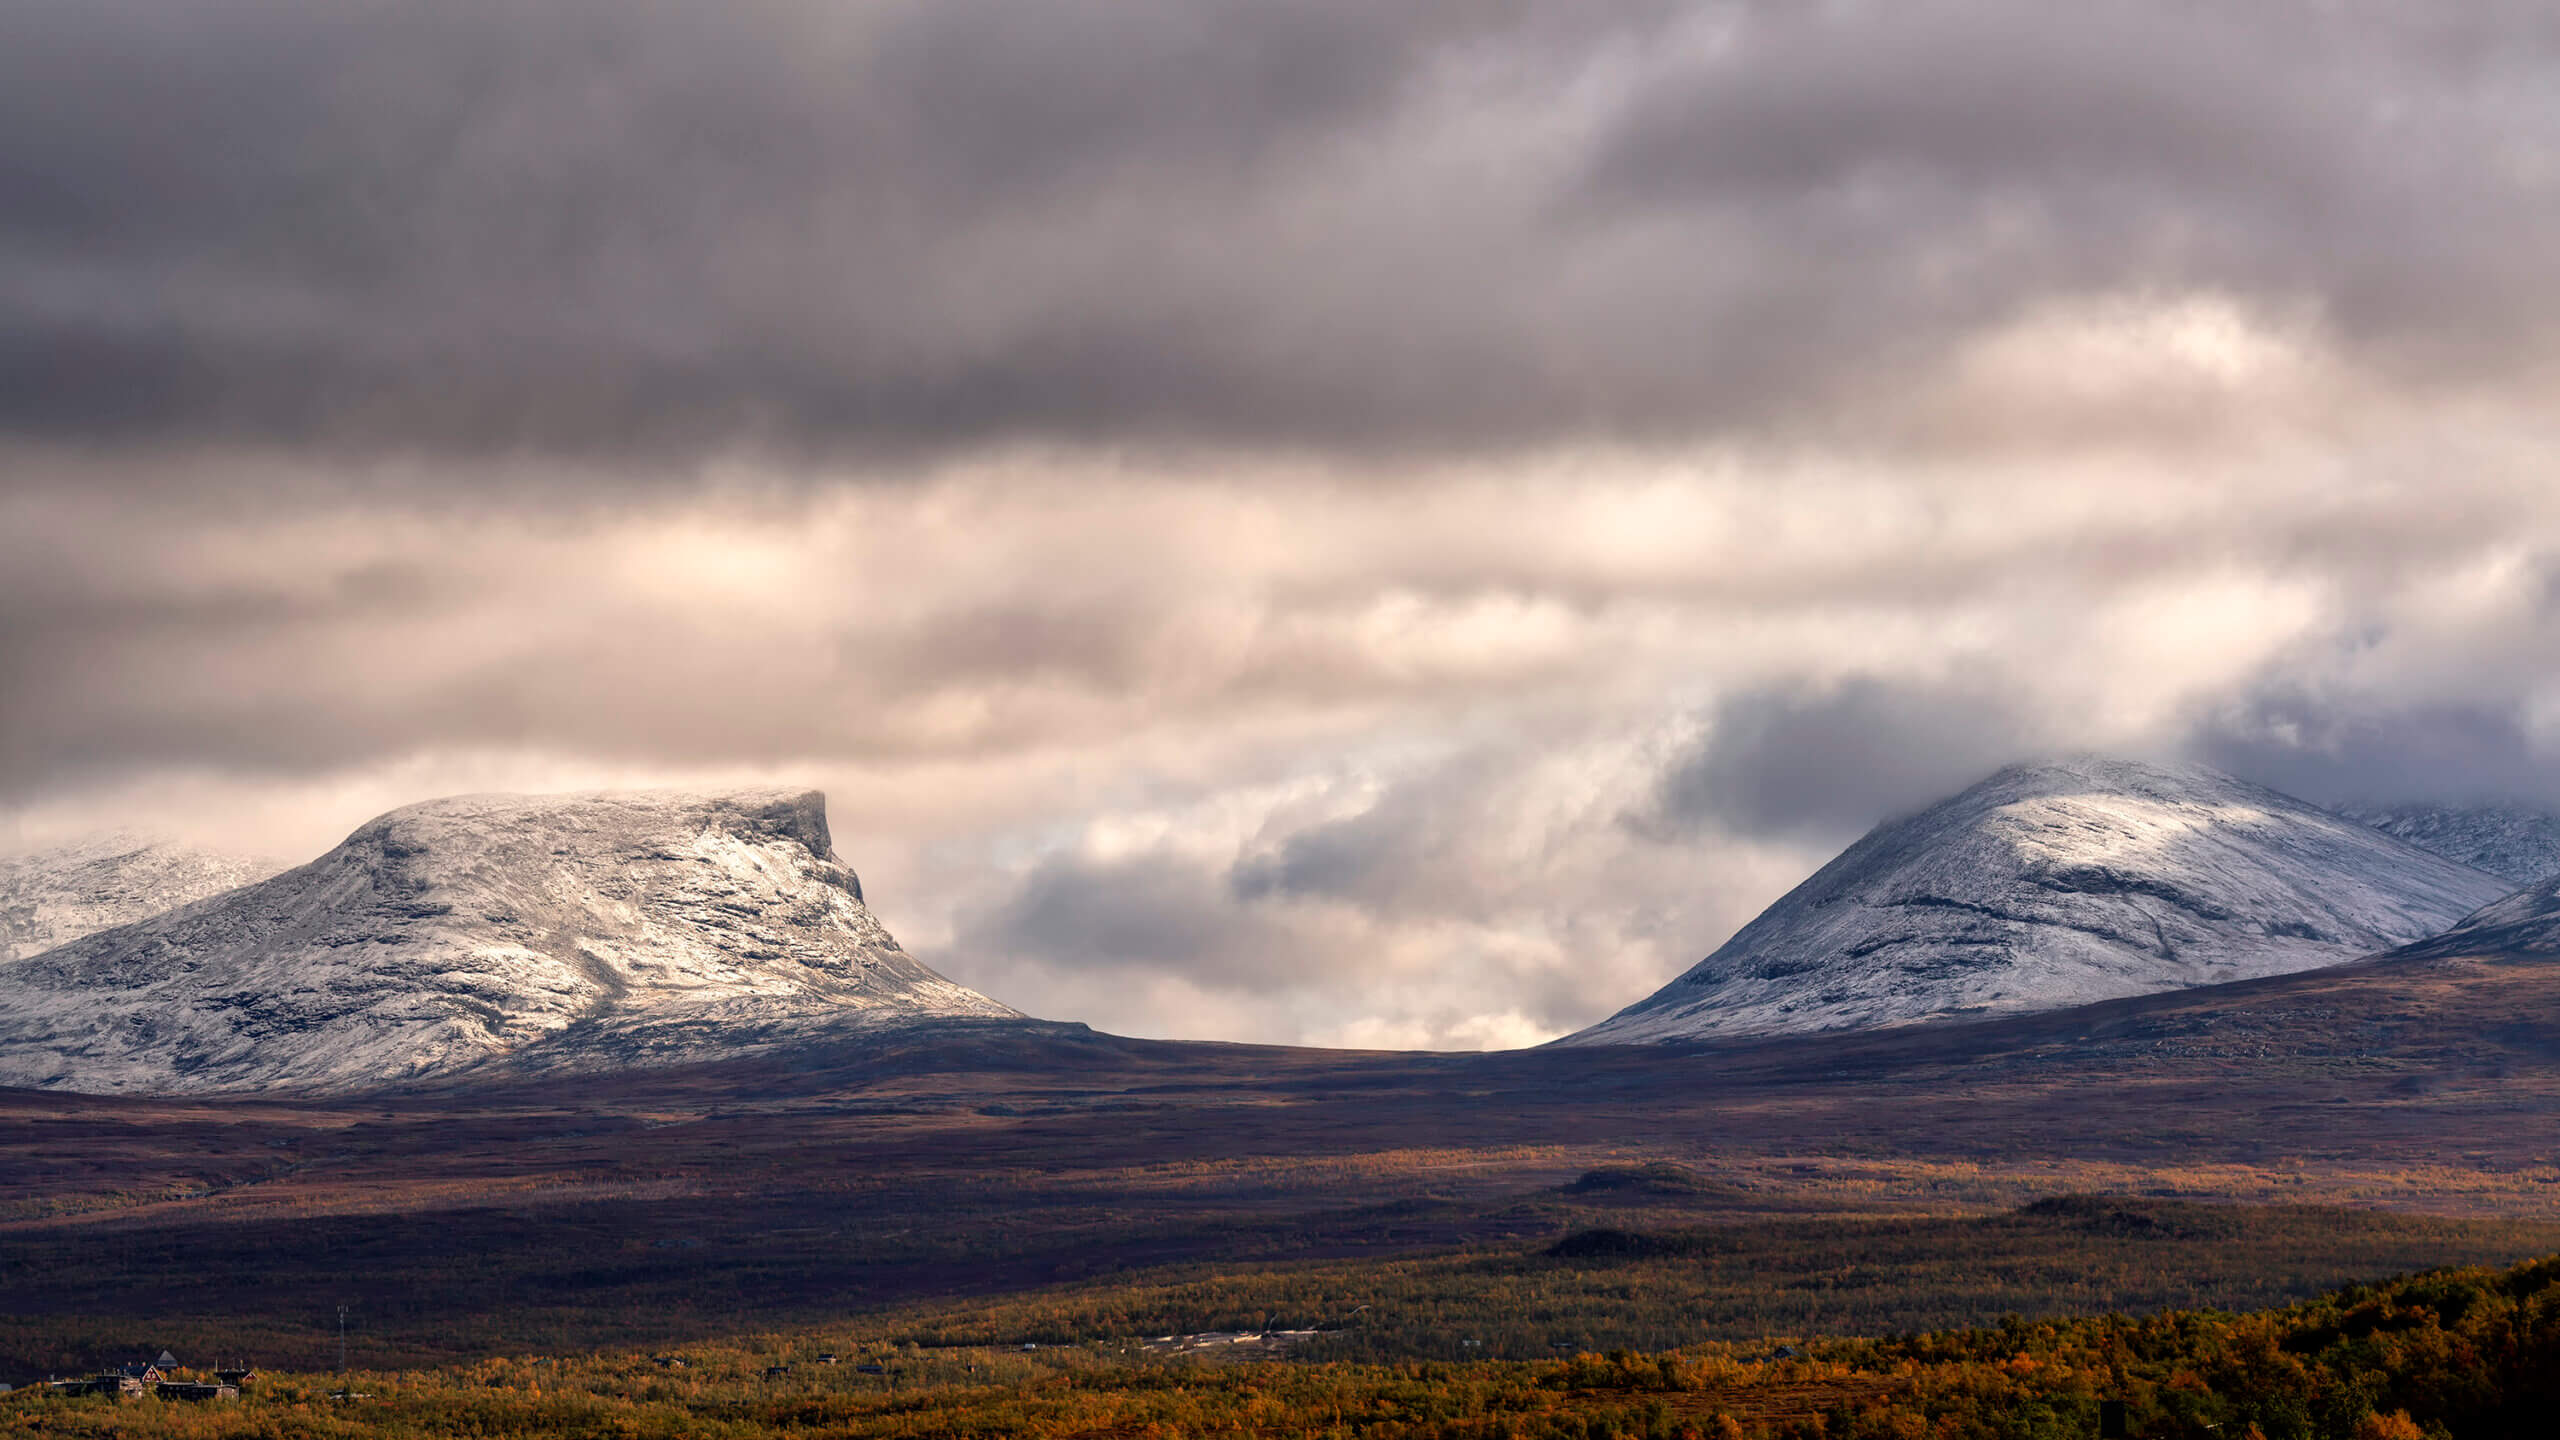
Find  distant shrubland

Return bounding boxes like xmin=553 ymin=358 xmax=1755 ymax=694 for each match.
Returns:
xmin=16 ymin=1243 xmax=2560 ymax=1438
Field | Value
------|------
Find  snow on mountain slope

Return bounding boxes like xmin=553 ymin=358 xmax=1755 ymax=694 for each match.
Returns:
xmin=1 ymin=835 xmax=279 ymax=962
xmin=0 ymin=788 xmax=1019 ymax=1094
xmin=2389 ymin=871 xmax=2560 ymax=960
xmin=2340 ymin=804 xmax=2560 ymax=889
xmin=1563 ymin=758 xmax=2513 ymax=1045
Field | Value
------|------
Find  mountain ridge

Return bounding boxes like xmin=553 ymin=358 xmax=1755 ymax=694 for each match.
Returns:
xmin=0 ymin=834 xmax=279 ymax=963
xmin=2390 ymin=871 xmax=2560 ymax=961
xmin=2340 ymin=802 xmax=2560 ymax=889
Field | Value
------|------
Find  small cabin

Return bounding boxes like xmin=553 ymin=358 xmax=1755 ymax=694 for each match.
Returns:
xmin=82 ymin=1374 xmax=149 ymax=1398
xmin=156 ymin=1381 xmax=240 ymax=1402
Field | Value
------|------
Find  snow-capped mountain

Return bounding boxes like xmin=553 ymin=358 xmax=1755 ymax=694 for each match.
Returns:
xmin=2390 ymin=871 xmax=2560 ymax=960
xmin=1563 ymin=757 xmax=2513 ymax=1045
xmin=2340 ymin=803 xmax=2560 ymax=889
xmin=1 ymin=834 xmax=279 ymax=963
xmin=0 ymin=788 xmax=1019 ymax=1094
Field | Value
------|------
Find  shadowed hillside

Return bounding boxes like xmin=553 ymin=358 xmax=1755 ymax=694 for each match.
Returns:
xmin=8 ymin=943 xmax=2560 ymax=1367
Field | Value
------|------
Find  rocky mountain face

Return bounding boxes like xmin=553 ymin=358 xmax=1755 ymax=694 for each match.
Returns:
xmin=2340 ymin=803 xmax=2560 ymax=889
xmin=0 ymin=788 xmax=1019 ymax=1094
xmin=1563 ymin=758 xmax=2513 ymax=1045
xmin=1 ymin=835 xmax=278 ymax=962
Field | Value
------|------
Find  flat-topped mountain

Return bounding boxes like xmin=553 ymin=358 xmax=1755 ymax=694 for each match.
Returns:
xmin=1564 ymin=757 xmax=2512 ymax=1045
xmin=0 ymin=788 xmax=1018 ymax=1094
xmin=0 ymin=834 xmax=278 ymax=962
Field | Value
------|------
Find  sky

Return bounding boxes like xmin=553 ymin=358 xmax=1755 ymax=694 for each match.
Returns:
xmin=7 ymin=0 xmax=2560 ymax=1048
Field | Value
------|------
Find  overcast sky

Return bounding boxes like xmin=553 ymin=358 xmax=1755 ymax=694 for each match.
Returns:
xmin=8 ymin=0 xmax=2560 ymax=1047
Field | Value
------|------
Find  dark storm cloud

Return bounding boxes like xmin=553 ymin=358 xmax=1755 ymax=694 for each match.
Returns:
xmin=2181 ymin=557 xmax=2560 ymax=810
xmin=1580 ymin=4 xmax=2560 ymax=401
xmin=1649 ymin=675 xmax=2038 ymax=845
xmin=956 ymin=852 xmax=1291 ymax=990
xmin=1230 ymin=763 xmax=1492 ymax=916
xmin=0 ymin=0 xmax=1591 ymax=455
xmin=2195 ymin=696 xmax=2560 ymax=812
xmin=9 ymin=0 xmax=2560 ymax=460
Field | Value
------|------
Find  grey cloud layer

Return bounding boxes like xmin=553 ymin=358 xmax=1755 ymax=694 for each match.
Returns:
xmin=10 ymin=0 xmax=2560 ymax=457
xmin=1650 ymin=673 xmax=2035 ymax=847
xmin=12 ymin=0 xmax=2560 ymax=1047
xmin=11 ymin=463 xmax=2559 ymax=1046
